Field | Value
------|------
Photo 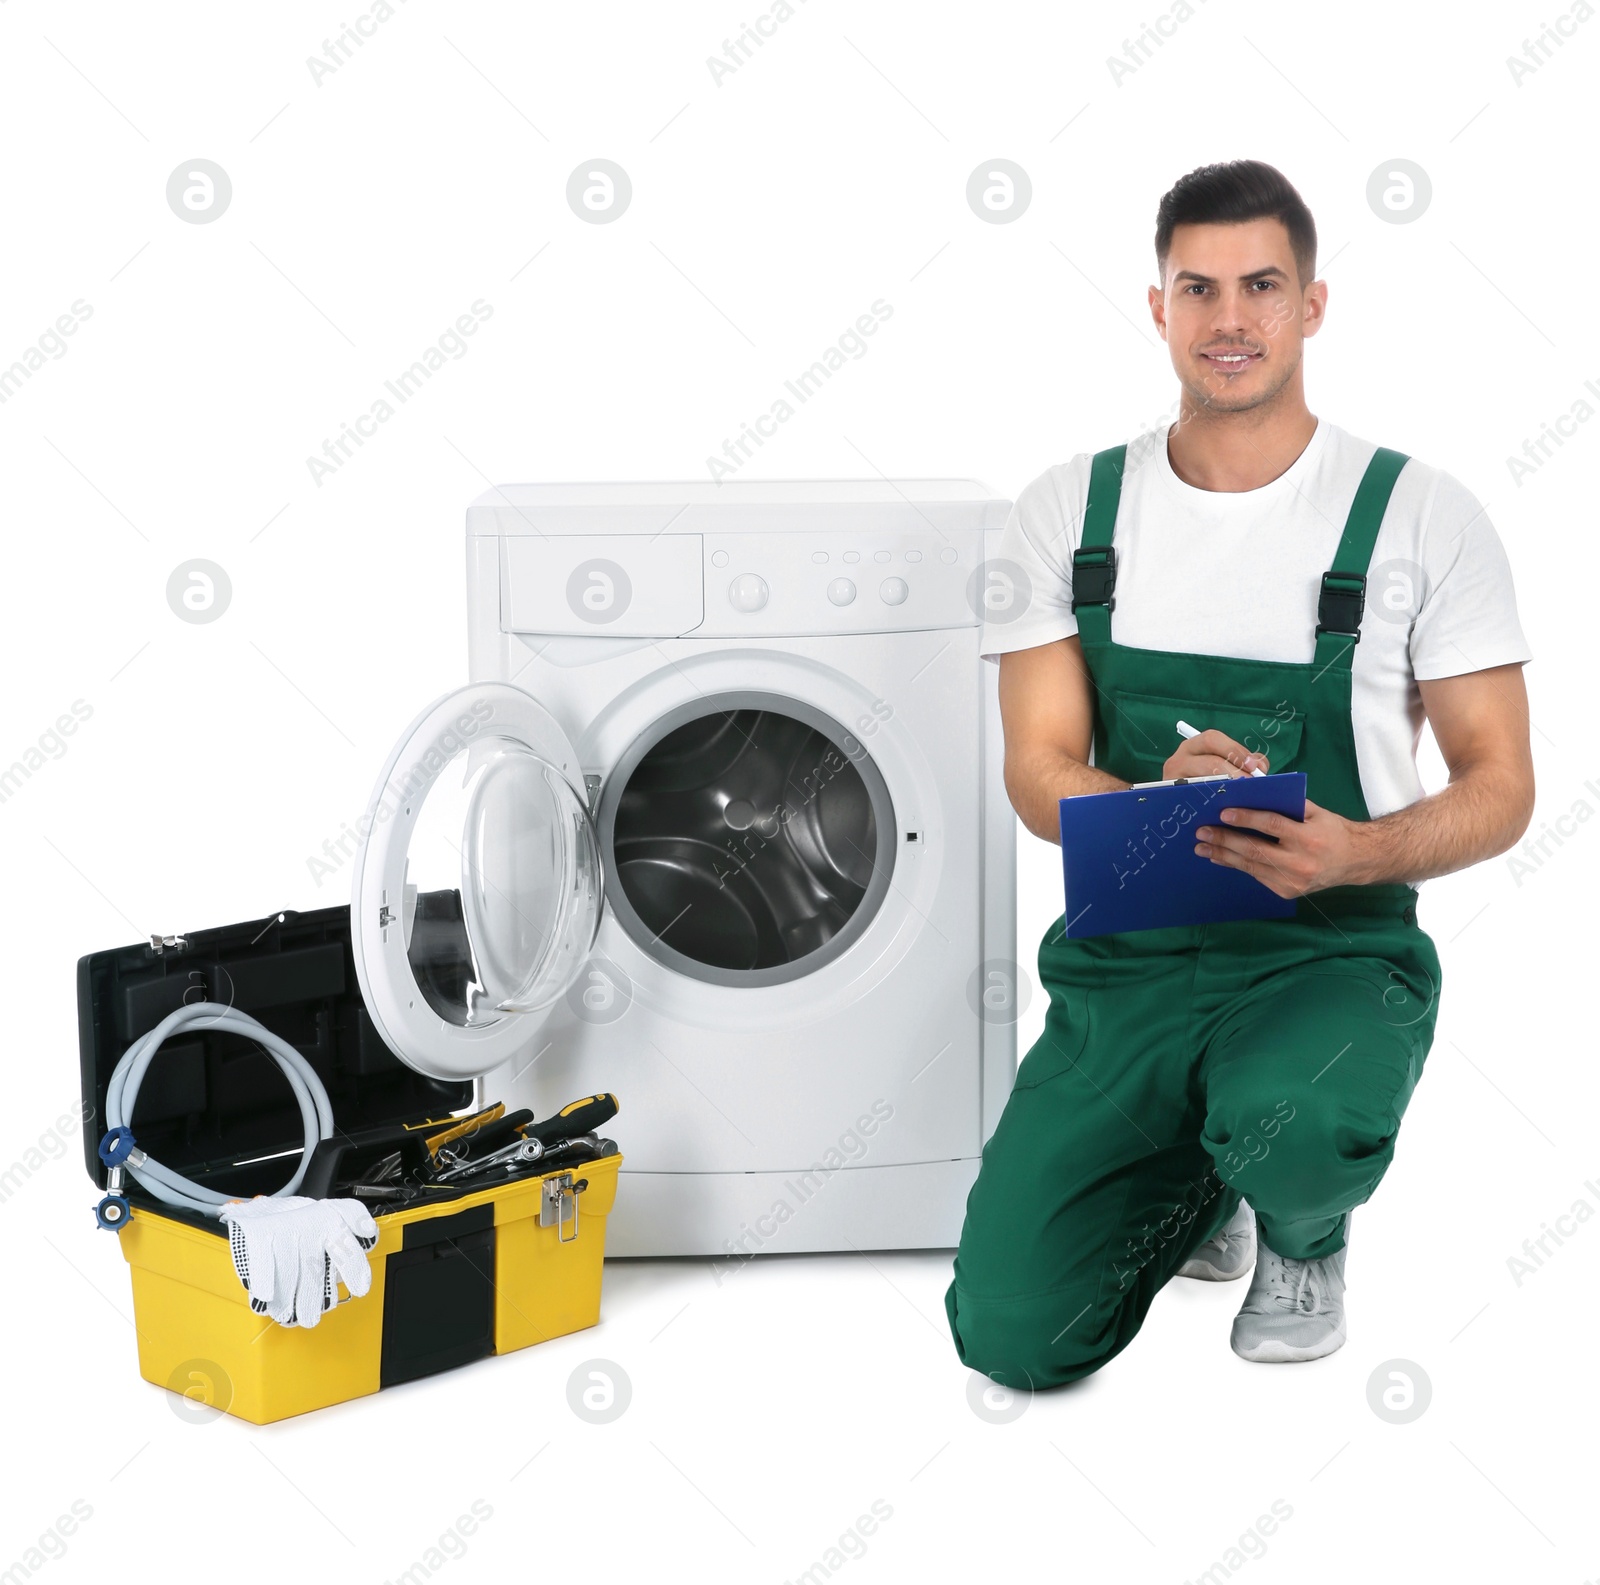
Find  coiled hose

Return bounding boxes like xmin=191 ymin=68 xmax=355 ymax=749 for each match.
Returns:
xmin=102 ymin=1001 xmax=335 ymax=1217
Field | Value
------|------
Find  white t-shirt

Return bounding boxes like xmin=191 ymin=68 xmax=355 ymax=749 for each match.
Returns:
xmin=982 ymin=418 xmax=1532 ymax=818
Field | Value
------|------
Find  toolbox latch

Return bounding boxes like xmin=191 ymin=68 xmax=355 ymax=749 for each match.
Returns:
xmin=540 ymin=1172 xmax=585 ymax=1243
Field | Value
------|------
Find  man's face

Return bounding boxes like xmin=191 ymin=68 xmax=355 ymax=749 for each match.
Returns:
xmin=1149 ymin=218 xmax=1324 ymax=416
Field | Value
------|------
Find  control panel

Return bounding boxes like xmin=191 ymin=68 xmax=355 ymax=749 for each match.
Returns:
xmin=495 ymin=527 xmax=987 ymax=638
xmin=696 ymin=530 xmax=980 ymax=636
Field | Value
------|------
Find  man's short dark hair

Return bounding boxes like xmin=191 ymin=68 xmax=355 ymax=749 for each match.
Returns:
xmin=1155 ymin=161 xmax=1317 ymax=288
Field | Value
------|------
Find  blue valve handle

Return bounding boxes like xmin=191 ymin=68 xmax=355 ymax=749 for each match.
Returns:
xmin=98 ymin=1127 xmax=137 ymax=1168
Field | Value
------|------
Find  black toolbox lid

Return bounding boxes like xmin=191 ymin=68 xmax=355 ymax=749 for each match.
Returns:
xmin=78 ymin=902 xmax=473 ymax=1195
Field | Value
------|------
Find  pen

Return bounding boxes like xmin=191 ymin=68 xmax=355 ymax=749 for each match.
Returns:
xmin=1176 ymin=718 xmax=1266 ymax=776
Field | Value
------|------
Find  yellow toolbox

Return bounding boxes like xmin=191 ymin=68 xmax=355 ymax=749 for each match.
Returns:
xmin=78 ymin=903 xmax=622 ymax=1424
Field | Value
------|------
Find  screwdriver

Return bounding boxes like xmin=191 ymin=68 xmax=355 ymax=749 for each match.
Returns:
xmin=525 ymin=1094 xmax=619 ymax=1147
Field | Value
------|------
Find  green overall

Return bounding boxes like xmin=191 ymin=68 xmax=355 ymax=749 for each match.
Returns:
xmin=945 ymin=443 xmax=1442 ymax=1389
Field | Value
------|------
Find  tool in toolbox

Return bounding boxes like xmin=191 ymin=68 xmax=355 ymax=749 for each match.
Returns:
xmin=78 ymin=901 xmax=626 ymax=1423
xmin=405 ymin=1094 xmax=619 ymax=1186
xmin=363 ymin=1151 xmax=404 ymax=1186
xmin=431 ymin=1126 xmax=617 ymax=1186
xmin=423 ymin=1103 xmax=507 ymax=1161
xmin=435 ymin=1136 xmax=549 ymax=1184
xmin=298 ymin=1095 xmax=622 ymax=1205
xmin=434 ymin=1109 xmax=533 ymax=1164
xmin=526 ymin=1093 xmax=619 ymax=1144
xmin=434 ymin=1096 xmax=613 ymax=1164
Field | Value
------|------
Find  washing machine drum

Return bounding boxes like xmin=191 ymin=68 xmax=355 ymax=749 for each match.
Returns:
xmin=599 ymin=698 xmax=896 ymax=987
xmin=350 ymin=684 xmax=603 ymax=1081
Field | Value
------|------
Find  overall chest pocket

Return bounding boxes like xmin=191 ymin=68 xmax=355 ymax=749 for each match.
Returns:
xmin=1101 ymin=690 xmax=1305 ymax=784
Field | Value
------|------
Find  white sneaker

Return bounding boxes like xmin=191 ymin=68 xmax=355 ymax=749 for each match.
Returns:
xmin=1177 ymin=1199 xmax=1256 ymax=1281
xmin=1230 ymin=1228 xmax=1349 ymax=1363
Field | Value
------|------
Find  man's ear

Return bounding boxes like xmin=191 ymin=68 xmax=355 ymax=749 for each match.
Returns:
xmin=1300 ymin=279 xmax=1329 ymax=339
xmin=1148 ymin=282 xmax=1169 ymax=341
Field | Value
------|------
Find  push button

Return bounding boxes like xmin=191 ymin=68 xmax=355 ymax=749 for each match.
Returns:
xmin=827 ymin=578 xmax=856 ymax=606
xmin=879 ymin=577 xmax=908 ymax=606
xmin=728 ymin=573 xmax=768 ymax=612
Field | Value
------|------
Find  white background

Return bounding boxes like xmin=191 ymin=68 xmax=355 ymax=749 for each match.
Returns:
xmin=2 ymin=1 xmax=1595 ymax=1581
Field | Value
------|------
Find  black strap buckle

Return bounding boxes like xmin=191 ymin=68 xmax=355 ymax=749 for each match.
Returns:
xmin=1316 ymin=571 xmax=1366 ymax=640
xmin=1071 ymin=546 xmax=1117 ymax=613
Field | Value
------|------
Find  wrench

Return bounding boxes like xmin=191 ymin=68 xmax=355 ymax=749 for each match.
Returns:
xmin=433 ymin=1136 xmax=547 ymax=1184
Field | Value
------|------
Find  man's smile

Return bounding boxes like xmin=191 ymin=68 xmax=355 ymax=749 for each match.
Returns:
xmin=1198 ymin=345 xmax=1264 ymax=374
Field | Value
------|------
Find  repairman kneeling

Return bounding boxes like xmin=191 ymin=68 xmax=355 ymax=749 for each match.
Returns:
xmin=946 ymin=160 xmax=1535 ymax=1380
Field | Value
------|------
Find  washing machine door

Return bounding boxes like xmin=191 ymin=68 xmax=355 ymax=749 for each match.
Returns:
xmin=350 ymin=683 xmax=603 ymax=1081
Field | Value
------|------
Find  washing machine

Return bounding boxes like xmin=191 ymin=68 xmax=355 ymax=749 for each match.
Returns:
xmin=348 ymin=480 xmax=1016 ymax=1257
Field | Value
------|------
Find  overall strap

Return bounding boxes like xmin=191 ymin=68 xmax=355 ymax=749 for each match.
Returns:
xmin=1312 ymin=447 xmax=1410 ymax=674
xmin=1072 ymin=444 xmax=1127 ymax=646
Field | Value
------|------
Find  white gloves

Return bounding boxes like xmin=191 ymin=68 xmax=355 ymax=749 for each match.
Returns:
xmin=218 ymin=1196 xmax=380 ymax=1329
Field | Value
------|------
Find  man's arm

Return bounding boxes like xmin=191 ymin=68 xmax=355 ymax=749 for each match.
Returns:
xmin=1196 ymin=662 xmax=1536 ymax=894
xmin=999 ymin=639 xmax=1274 ymax=844
xmin=997 ymin=640 xmax=1123 ymax=843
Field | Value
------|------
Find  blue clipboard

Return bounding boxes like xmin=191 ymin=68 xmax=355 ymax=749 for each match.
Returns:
xmin=1058 ymin=772 xmax=1307 ymax=938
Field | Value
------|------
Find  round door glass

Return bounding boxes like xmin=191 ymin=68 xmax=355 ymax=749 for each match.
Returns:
xmin=403 ymin=736 xmax=603 ymax=1027
xmin=597 ymin=695 xmax=895 ymax=986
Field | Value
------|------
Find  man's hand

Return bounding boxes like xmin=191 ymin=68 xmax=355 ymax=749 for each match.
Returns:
xmin=1195 ymin=663 xmax=1534 ymax=892
xmin=1162 ymin=730 xmax=1269 ymax=781
xmin=1194 ymin=798 xmax=1371 ymax=897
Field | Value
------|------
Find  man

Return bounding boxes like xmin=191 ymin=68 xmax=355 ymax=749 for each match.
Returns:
xmin=945 ymin=160 xmax=1534 ymax=1382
